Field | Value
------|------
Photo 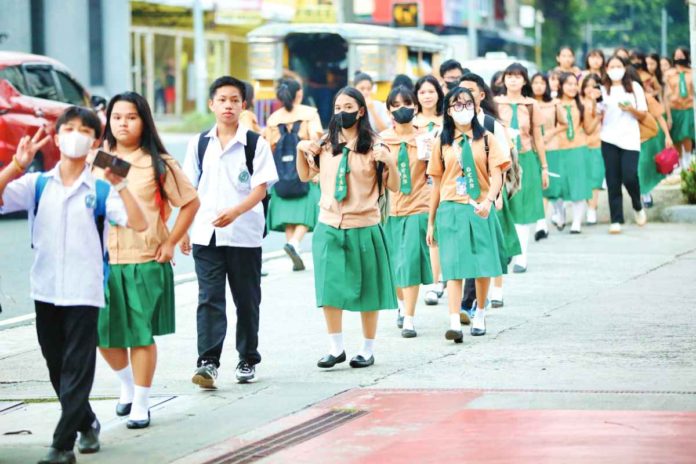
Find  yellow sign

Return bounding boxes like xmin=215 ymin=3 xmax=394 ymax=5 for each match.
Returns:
xmin=294 ymin=0 xmax=337 ymax=23
xmin=393 ymin=2 xmax=419 ymax=28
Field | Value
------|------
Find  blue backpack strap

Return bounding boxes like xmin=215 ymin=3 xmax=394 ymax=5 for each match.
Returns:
xmin=94 ymin=179 xmax=111 ymax=287
xmin=31 ymin=174 xmax=49 ymax=248
xmin=291 ymin=120 xmax=302 ymax=134
xmin=197 ymin=129 xmax=212 ymax=182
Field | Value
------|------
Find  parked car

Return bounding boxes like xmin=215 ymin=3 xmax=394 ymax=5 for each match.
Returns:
xmin=0 ymin=51 xmax=106 ymax=172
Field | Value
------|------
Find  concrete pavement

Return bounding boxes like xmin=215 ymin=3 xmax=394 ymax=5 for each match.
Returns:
xmin=0 ymin=222 xmax=695 ymax=463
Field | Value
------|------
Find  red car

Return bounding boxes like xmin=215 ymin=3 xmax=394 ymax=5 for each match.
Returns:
xmin=0 ymin=52 xmax=106 ymax=172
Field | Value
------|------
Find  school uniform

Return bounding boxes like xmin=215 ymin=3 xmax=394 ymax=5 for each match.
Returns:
xmin=665 ymin=67 xmax=695 ymax=142
xmin=0 ymin=164 xmax=127 ymax=451
xmin=307 ymin=138 xmax=398 ymax=311
xmin=239 ymin=109 xmax=262 ymax=133
xmin=182 ymin=124 xmax=278 ymax=368
xmin=495 ymin=96 xmax=546 ymax=224
xmin=414 ymin=113 xmax=443 ymax=133
xmin=538 ymin=99 xmax=564 ymax=199
xmin=380 ymin=128 xmax=433 ymax=288
xmin=583 ymin=99 xmax=605 ymax=191
xmin=638 ymin=95 xmax=668 ymax=194
xmin=264 ymin=104 xmax=323 ymax=233
xmin=427 ymin=130 xmax=510 ymax=281
xmin=554 ymin=101 xmax=593 ymax=202
xmin=98 ymin=150 xmax=198 ymax=348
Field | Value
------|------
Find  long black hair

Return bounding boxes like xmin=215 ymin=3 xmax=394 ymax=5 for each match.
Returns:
xmin=630 ymin=49 xmax=648 ymax=72
xmin=490 ymin=71 xmax=505 ymax=96
xmin=502 ymin=63 xmax=533 ymax=97
xmin=386 ymin=85 xmax=417 ymax=110
xmin=558 ymin=72 xmax=584 ymax=125
xmin=461 ymin=72 xmax=499 ymax=118
xmin=414 ymin=75 xmax=444 ymax=116
xmin=531 ymin=72 xmax=552 ymax=102
xmin=276 ymin=78 xmax=301 ymax=111
xmin=647 ymin=52 xmax=664 ymax=86
xmin=580 ymin=72 xmax=602 ymax=100
xmin=327 ymin=86 xmax=375 ymax=155
xmin=244 ymin=81 xmax=256 ymax=108
xmin=104 ymin=91 xmax=170 ymax=199
xmin=603 ymin=55 xmax=635 ymax=94
xmin=391 ymin=74 xmax=414 ymax=91
xmin=584 ymin=48 xmax=606 ymax=72
xmin=441 ymin=87 xmax=486 ymax=147
xmin=673 ymin=47 xmax=691 ymax=66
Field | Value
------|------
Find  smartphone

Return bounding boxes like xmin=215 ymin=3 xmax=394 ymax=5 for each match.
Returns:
xmin=93 ymin=150 xmax=131 ymax=177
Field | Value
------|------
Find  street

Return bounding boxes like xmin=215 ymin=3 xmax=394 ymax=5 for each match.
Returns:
xmin=1 ymin=222 xmax=695 ymax=463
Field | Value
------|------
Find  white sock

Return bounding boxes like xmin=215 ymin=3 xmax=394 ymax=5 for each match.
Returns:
xmin=129 ymin=385 xmax=150 ymax=421
xmin=329 ymin=333 xmax=344 ymax=356
xmin=535 ymin=218 xmax=548 ymax=232
xmin=115 ymin=365 xmax=134 ymax=404
xmin=475 ymin=306 xmax=486 ymax=318
xmin=397 ymin=299 xmax=404 ymax=315
xmin=289 ymin=239 xmax=301 ymax=252
xmin=359 ymin=339 xmax=375 ymax=359
xmin=472 ymin=308 xmax=486 ymax=330
xmin=434 ymin=281 xmax=444 ymax=293
xmin=489 ymin=286 xmax=503 ymax=302
xmin=571 ymin=201 xmax=586 ymax=230
xmin=403 ymin=315 xmax=415 ymax=330
xmin=450 ymin=313 xmax=460 ymax=330
xmin=514 ymin=224 xmax=530 ymax=267
xmin=587 ymin=207 xmax=597 ymax=222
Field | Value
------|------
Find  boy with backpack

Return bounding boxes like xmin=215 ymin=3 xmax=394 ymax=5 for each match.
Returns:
xmin=0 ymin=107 xmax=147 ymax=464
xmin=181 ymin=76 xmax=278 ymax=388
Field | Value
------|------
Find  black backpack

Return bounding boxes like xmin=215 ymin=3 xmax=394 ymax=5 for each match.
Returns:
xmin=197 ymin=129 xmax=270 ymax=237
xmin=272 ymin=121 xmax=309 ymax=198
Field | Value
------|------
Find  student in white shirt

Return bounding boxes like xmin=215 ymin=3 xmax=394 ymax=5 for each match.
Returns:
xmin=0 ymin=107 xmax=147 ymax=464
xmin=600 ymin=55 xmax=648 ymax=234
xmin=181 ymin=76 xmax=278 ymax=389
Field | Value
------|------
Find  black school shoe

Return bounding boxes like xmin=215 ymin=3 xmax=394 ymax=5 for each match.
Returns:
xmin=37 ymin=448 xmax=76 ymax=464
xmin=77 ymin=419 xmax=100 ymax=454
xmin=317 ymin=351 xmax=346 ymax=368
xmin=283 ymin=243 xmax=305 ymax=271
xmin=116 ymin=402 xmax=132 ymax=416
xmin=401 ymin=328 xmax=417 ymax=338
xmin=126 ymin=411 xmax=150 ymax=429
xmin=534 ymin=229 xmax=549 ymax=241
xmin=349 ymin=355 xmax=374 ymax=368
xmin=445 ymin=329 xmax=464 ymax=343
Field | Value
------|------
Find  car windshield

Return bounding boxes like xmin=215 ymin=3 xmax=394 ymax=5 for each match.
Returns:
xmin=24 ymin=66 xmax=59 ymax=101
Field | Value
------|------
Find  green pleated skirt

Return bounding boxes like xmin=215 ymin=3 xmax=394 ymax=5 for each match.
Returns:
xmin=559 ymin=146 xmax=592 ymax=201
xmin=509 ymin=150 xmax=545 ymax=224
xmin=98 ymin=261 xmax=175 ymax=348
xmin=639 ymin=128 xmax=667 ymax=194
xmin=312 ymin=222 xmax=397 ymax=311
xmin=543 ymin=149 xmax=563 ymax=200
xmin=384 ymin=213 xmax=433 ymax=288
xmin=670 ymin=108 xmax=695 ymax=143
xmin=267 ymin=182 xmax=320 ymax=232
xmin=586 ymin=146 xmax=605 ymax=190
xmin=436 ymin=201 xmax=507 ymax=281
xmin=497 ymin=189 xmax=521 ymax=261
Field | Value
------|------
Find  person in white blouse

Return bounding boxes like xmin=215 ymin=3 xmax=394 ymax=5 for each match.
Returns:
xmin=599 ymin=56 xmax=648 ymax=234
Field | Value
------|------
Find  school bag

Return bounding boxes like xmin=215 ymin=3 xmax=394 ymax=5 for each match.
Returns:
xmin=482 ymin=113 xmax=522 ymax=199
xmin=272 ymin=121 xmax=310 ymax=198
xmin=197 ymin=129 xmax=270 ymax=237
xmin=33 ymin=174 xmax=111 ymax=286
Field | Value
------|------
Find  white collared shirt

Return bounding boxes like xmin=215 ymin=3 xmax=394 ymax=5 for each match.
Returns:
xmin=0 ymin=163 xmax=128 ymax=308
xmin=477 ymin=110 xmax=512 ymax=155
xmin=600 ymin=81 xmax=647 ymax=151
xmin=182 ymin=123 xmax=278 ymax=248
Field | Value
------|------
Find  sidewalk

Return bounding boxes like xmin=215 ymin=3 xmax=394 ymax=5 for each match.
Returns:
xmin=1 ymin=223 xmax=695 ymax=463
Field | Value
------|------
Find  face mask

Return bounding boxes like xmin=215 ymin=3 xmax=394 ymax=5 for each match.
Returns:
xmin=607 ymin=68 xmax=625 ymax=82
xmin=391 ymin=107 xmax=415 ymax=124
xmin=674 ymin=58 xmax=689 ymax=67
xmin=445 ymin=80 xmax=460 ymax=90
xmin=335 ymin=110 xmax=359 ymax=129
xmin=59 ymin=131 xmax=93 ymax=159
xmin=452 ymin=108 xmax=475 ymax=125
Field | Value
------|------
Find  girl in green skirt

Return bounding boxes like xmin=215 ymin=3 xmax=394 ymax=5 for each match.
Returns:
xmin=264 ymin=79 xmax=324 ymax=271
xmin=665 ymin=47 xmax=694 ymax=170
xmin=296 ymin=87 xmax=399 ymax=369
xmin=427 ymin=87 xmax=510 ymax=341
xmin=98 ymin=93 xmax=200 ymax=428
xmin=495 ymin=63 xmax=550 ymax=273
xmin=639 ymin=93 xmax=674 ymax=202
xmin=381 ymin=86 xmax=433 ymax=338
xmin=580 ymin=74 xmax=606 ymax=224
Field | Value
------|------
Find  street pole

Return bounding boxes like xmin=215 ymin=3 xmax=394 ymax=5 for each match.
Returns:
xmin=661 ymin=7 xmax=668 ymax=57
xmin=690 ymin=1 xmax=696 ymax=140
xmin=467 ymin=0 xmax=478 ymax=59
xmin=535 ymin=10 xmax=544 ymax=68
xmin=193 ymin=0 xmax=207 ymax=114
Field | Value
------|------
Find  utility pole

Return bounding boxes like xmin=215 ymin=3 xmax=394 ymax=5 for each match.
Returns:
xmin=467 ymin=0 xmax=478 ymax=59
xmin=193 ymin=0 xmax=207 ymax=114
xmin=661 ymin=7 xmax=668 ymax=57
xmin=535 ymin=10 xmax=544 ymax=68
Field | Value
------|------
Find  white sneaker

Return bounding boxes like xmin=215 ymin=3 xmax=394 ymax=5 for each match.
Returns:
xmin=634 ymin=209 xmax=647 ymax=227
xmin=586 ymin=208 xmax=597 ymax=225
xmin=424 ymin=290 xmax=439 ymax=306
xmin=609 ymin=223 xmax=622 ymax=234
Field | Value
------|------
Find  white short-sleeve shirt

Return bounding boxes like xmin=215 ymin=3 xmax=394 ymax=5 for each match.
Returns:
xmin=0 ymin=164 xmax=128 ymax=308
xmin=477 ymin=110 xmax=512 ymax=156
xmin=600 ymin=81 xmax=648 ymax=152
xmin=182 ymin=124 xmax=278 ymax=248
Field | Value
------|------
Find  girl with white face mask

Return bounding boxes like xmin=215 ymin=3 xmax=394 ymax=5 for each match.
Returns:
xmin=599 ymin=55 xmax=648 ymax=234
xmin=426 ymin=87 xmax=510 ymax=342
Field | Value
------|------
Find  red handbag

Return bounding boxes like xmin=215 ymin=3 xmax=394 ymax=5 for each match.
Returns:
xmin=655 ymin=146 xmax=680 ymax=175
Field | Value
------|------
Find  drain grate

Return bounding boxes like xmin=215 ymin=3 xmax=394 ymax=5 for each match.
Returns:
xmin=204 ymin=409 xmax=368 ymax=464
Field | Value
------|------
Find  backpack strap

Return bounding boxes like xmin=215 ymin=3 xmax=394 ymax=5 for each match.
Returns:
xmin=290 ymin=120 xmax=303 ymax=134
xmin=484 ymin=134 xmax=490 ymax=157
xmin=94 ymin=179 xmax=111 ymax=287
xmin=196 ymin=129 xmax=212 ymax=181
xmin=483 ymin=114 xmax=496 ymax=134
xmin=33 ymin=174 xmax=49 ymax=218
xmin=245 ymin=130 xmax=260 ymax=174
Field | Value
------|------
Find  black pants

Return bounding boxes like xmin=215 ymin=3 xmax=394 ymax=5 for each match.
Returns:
xmin=193 ymin=233 xmax=262 ymax=368
xmin=35 ymin=302 xmax=98 ymax=451
xmin=460 ymin=279 xmax=476 ymax=310
xmin=601 ymin=141 xmax=642 ymax=224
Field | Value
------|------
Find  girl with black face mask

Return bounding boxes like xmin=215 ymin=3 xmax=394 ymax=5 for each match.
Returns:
xmin=296 ymin=86 xmax=400 ymax=370
xmin=665 ymin=47 xmax=694 ymax=170
xmin=379 ymin=86 xmax=433 ymax=339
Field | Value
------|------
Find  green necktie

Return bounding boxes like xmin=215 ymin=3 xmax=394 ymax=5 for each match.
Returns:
xmin=334 ymin=146 xmax=350 ymax=202
xmin=565 ymin=105 xmax=575 ymax=141
xmin=679 ymin=72 xmax=688 ymax=98
xmin=459 ymin=136 xmax=480 ymax=199
xmin=510 ymin=103 xmax=522 ymax=152
xmin=427 ymin=121 xmax=435 ymax=132
xmin=541 ymin=124 xmax=546 ymax=137
xmin=398 ymin=142 xmax=412 ymax=195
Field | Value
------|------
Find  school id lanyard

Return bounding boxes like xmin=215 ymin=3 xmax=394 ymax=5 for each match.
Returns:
xmin=458 ymin=136 xmax=480 ymax=199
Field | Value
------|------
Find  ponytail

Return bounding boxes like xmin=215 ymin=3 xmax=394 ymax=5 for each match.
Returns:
xmin=276 ymin=78 xmax=301 ymax=112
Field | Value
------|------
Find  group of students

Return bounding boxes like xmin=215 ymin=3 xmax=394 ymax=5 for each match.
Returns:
xmin=0 ymin=44 xmax=693 ymax=464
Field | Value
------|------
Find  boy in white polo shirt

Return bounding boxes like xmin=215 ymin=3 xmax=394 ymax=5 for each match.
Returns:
xmin=182 ymin=76 xmax=278 ymax=388
xmin=0 ymin=107 xmax=147 ymax=464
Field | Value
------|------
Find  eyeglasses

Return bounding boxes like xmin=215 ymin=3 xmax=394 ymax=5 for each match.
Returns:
xmin=449 ymin=101 xmax=475 ymax=112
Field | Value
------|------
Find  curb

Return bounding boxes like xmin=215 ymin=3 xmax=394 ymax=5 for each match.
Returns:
xmin=661 ymin=205 xmax=696 ymax=224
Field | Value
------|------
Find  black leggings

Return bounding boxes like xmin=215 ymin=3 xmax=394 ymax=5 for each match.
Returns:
xmin=601 ymin=141 xmax=642 ymax=224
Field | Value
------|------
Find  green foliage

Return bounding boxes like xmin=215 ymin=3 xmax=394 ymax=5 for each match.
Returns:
xmin=681 ymin=160 xmax=696 ymax=204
